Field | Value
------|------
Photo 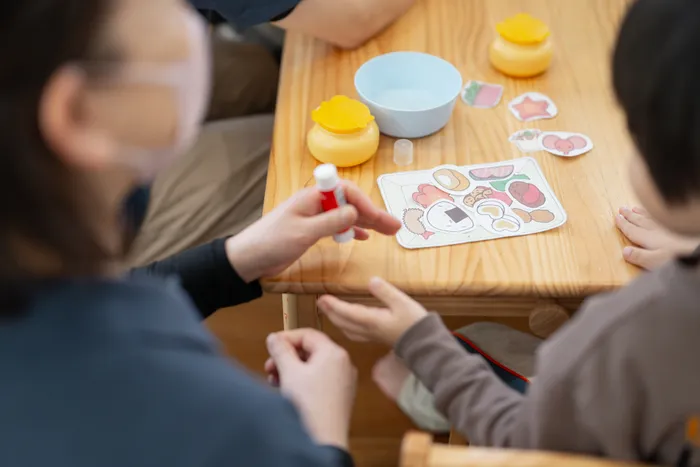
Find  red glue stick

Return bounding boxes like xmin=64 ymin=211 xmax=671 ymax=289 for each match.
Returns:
xmin=313 ymin=164 xmax=355 ymax=243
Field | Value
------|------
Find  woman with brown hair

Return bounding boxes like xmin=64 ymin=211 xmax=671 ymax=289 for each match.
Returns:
xmin=0 ymin=1 xmax=400 ymax=466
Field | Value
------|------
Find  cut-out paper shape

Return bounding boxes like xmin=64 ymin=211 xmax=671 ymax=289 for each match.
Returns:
xmin=476 ymin=200 xmax=507 ymax=220
xmin=433 ymin=167 xmax=471 ymax=192
xmin=412 ymin=184 xmax=453 ymax=208
xmin=508 ymin=181 xmax=546 ymax=208
xmin=425 ymin=201 xmax=475 ymax=233
xmin=489 ymin=174 xmax=530 ymax=192
xmin=492 ymin=215 xmax=521 ymax=233
xmin=539 ymin=131 xmax=593 ymax=157
xmin=461 ymin=80 xmax=504 ymax=109
xmin=509 ymin=129 xmax=543 ymax=153
xmin=463 ymin=186 xmax=513 ymax=208
xmin=508 ymin=92 xmax=558 ymax=122
xmin=403 ymin=208 xmax=434 ymax=240
xmin=512 ymin=208 xmax=555 ymax=224
xmin=469 ymin=164 xmax=514 ymax=181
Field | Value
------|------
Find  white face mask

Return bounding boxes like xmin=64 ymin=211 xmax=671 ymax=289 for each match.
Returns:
xmin=85 ymin=9 xmax=212 ymax=181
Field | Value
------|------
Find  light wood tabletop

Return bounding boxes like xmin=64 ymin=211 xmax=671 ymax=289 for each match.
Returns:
xmin=262 ymin=0 xmax=637 ymax=305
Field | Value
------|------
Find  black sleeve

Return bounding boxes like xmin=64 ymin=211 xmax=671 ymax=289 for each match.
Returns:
xmin=190 ymin=0 xmax=301 ymax=29
xmin=130 ymin=238 xmax=262 ymax=319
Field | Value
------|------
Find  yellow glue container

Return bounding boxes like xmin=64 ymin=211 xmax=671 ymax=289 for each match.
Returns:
xmin=489 ymin=13 xmax=553 ymax=78
xmin=307 ymin=95 xmax=380 ymax=168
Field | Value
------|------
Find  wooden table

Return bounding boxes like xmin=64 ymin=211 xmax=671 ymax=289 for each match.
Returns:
xmin=263 ymin=0 xmax=636 ymax=334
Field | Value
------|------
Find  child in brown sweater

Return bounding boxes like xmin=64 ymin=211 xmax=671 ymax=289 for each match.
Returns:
xmin=318 ymin=0 xmax=700 ymax=464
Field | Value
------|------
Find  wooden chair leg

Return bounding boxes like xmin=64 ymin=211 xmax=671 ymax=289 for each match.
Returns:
xmin=448 ymin=427 xmax=469 ymax=445
xmin=528 ymin=300 xmax=570 ymax=339
xmin=400 ymin=432 xmax=432 ymax=467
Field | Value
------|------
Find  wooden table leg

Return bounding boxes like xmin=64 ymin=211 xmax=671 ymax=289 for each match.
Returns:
xmin=282 ymin=294 xmax=298 ymax=330
xmin=282 ymin=294 xmax=322 ymax=330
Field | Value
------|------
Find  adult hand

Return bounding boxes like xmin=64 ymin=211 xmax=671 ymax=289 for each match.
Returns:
xmin=317 ymin=277 xmax=428 ymax=347
xmin=225 ymin=181 xmax=401 ymax=282
xmin=265 ymin=329 xmax=357 ymax=450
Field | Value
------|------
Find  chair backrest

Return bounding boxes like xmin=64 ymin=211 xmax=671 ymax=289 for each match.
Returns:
xmin=400 ymin=432 xmax=651 ymax=467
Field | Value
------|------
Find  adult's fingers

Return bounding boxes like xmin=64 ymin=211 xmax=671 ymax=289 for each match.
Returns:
xmin=368 ymin=277 xmax=418 ymax=311
xmin=342 ymin=181 xmax=402 ymax=235
xmin=266 ymin=333 xmax=302 ymax=374
xmin=273 ymin=328 xmax=336 ymax=355
xmin=353 ymin=227 xmax=370 ymax=241
xmin=622 ymin=246 xmax=666 ymax=271
xmin=305 ymin=205 xmax=359 ymax=239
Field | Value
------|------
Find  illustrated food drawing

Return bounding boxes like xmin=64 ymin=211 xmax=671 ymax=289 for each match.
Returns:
xmin=476 ymin=200 xmax=506 ymax=219
xmin=542 ymin=134 xmax=588 ymax=155
xmin=433 ymin=168 xmax=471 ymax=191
xmin=492 ymin=215 xmax=521 ymax=233
xmin=403 ymin=208 xmax=435 ymax=240
xmin=489 ymin=174 xmax=530 ymax=192
xmin=412 ymin=184 xmax=454 ymax=208
xmin=463 ymin=186 xmax=512 ymax=207
xmin=469 ymin=165 xmax=515 ymax=181
xmin=508 ymin=181 xmax=546 ymax=208
xmin=425 ymin=201 xmax=475 ymax=233
xmin=512 ymin=208 xmax=555 ymax=224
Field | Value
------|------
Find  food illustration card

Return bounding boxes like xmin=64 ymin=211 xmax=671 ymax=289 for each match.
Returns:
xmin=377 ymin=157 xmax=567 ymax=249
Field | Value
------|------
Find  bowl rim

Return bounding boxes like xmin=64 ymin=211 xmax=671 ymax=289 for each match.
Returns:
xmin=354 ymin=51 xmax=463 ymax=113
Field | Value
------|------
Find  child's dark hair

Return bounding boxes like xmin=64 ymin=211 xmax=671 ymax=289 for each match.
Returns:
xmin=613 ymin=0 xmax=700 ymax=203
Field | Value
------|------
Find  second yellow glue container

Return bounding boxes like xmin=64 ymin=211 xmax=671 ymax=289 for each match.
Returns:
xmin=489 ymin=13 xmax=553 ymax=78
xmin=307 ymin=95 xmax=380 ymax=168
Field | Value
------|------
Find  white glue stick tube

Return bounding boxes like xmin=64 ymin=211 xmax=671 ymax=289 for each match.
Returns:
xmin=313 ymin=164 xmax=355 ymax=243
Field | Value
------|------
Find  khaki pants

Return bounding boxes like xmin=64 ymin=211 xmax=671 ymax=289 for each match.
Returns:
xmin=128 ymin=38 xmax=278 ymax=266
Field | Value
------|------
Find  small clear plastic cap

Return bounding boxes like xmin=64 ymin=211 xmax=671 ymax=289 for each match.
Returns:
xmin=394 ymin=139 xmax=413 ymax=166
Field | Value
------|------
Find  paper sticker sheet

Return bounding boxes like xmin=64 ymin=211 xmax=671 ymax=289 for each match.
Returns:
xmin=377 ymin=157 xmax=567 ymax=249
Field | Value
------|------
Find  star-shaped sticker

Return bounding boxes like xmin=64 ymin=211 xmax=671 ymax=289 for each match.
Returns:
xmin=511 ymin=96 xmax=553 ymax=121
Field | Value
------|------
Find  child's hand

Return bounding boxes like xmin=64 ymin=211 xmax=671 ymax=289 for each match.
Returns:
xmin=317 ymin=277 xmax=428 ymax=347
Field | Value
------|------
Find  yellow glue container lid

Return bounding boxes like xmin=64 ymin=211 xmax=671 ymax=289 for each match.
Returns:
xmin=311 ymin=95 xmax=375 ymax=134
xmin=496 ymin=13 xmax=550 ymax=45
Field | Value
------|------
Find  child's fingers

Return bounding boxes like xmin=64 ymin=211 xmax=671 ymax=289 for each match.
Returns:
xmin=321 ymin=306 xmax=372 ymax=337
xmin=622 ymin=246 xmax=666 ymax=271
xmin=615 ymin=213 xmax=651 ymax=248
xmin=317 ymin=295 xmax=377 ymax=330
xmin=368 ymin=277 xmax=417 ymax=311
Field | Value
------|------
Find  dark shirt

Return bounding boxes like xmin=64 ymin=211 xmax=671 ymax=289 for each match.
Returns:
xmin=191 ymin=0 xmax=301 ymax=29
xmin=0 ymin=239 xmax=353 ymax=467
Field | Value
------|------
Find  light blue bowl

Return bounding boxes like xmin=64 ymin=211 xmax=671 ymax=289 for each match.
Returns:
xmin=354 ymin=52 xmax=463 ymax=139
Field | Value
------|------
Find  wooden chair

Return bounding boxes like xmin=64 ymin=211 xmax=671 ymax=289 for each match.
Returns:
xmin=400 ymin=432 xmax=650 ymax=467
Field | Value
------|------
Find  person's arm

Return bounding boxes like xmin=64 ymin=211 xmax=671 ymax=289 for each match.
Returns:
xmin=276 ymin=0 xmax=416 ymax=49
xmin=130 ymin=238 xmax=262 ymax=319
xmin=190 ymin=0 xmax=415 ymax=49
xmin=395 ymin=313 xmax=602 ymax=451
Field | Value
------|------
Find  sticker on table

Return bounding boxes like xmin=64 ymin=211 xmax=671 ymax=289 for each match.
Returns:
xmin=539 ymin=131 xmax=593 ymax=157
xmin=509 ymin=129 xmax=543 ymax=153
xmin=461 ymin=80 xmax=504 ymax=109
xmin=508 ymin=92 xmax=558 ymax=122
xmin=376 ymin=157 xmax=568 ymax=250
xmin=425 ymin=201 xmax=475 ymax=233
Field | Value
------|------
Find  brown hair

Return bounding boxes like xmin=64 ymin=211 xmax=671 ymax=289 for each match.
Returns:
xmin=0 ymin=1 xmax=116 ymax=311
